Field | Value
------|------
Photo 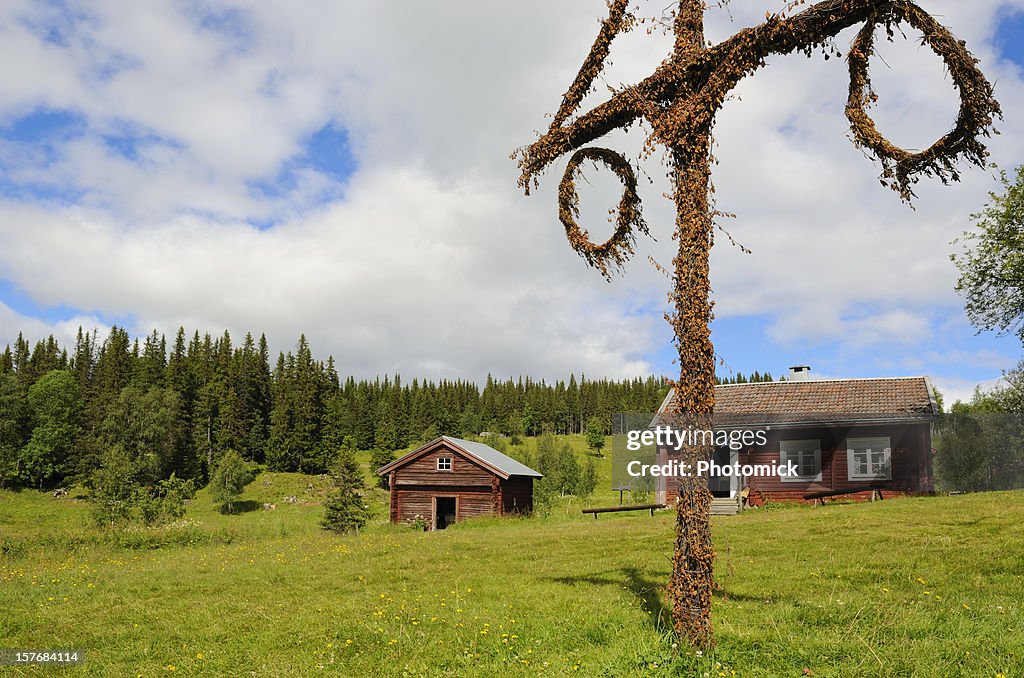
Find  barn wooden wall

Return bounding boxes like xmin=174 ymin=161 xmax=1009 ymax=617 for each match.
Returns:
xmin=501 ymin=477 xmax=534 ymax=514
xmin=391 ymin=449 xmax=494 ymax=487
xmin=387 ymin=443 xmax=537 ymax=527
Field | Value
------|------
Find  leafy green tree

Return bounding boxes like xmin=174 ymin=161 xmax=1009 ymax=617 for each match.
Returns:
xmin=102 ymin=386 xmax=183 ymax=485
xmin=534 ymin=432 xmax=581 ymax=497
xmin=21 ymin=370 xmax=81 ymax=487
xmin=209 ymin=449 xmax=252 ymax=514
xmin=936 ymin=368 xmax=1024 ymax=493
xmin=558 ymin=444 xmax=580 ymax=495
xmin=322 ymin=448 xmax=370 ymax=533
xmin=158 ymin=473 xmax=197 ymax=519
xmin=989 ymin=361 xmax=1024 ymax=413
xmin=577 ymin=457 xmax=597 ymax=499
xmin=953 ymin=166 xmax=1024 ymax=343
xmin=585 ymin=416 xmax=606 ymax=456
xmin=137 ymin=473 xmax=197 ymax=526
xmin=90 ymin=445 xmax=139 ymax=527
xmin=532 ymin=477 xmax=557 ymax=517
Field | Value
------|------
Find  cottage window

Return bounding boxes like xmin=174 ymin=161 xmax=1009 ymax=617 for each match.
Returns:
xmin=436 ymin=457 xmax=452 ymax=471
xmin=847 ymin=437 xmax=891 ymax=481
xmin=779 ymin=439 xmax=821 ymax=482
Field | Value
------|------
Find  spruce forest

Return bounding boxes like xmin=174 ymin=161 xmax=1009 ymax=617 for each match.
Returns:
xmin=0 ymin=327 xmax=681 ymax=490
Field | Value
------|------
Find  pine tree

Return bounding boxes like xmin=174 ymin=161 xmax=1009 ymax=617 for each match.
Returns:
xmin=0 ymin=373 xmax=27 ymax=487
xmin=321 ymin=447 xmax=370 ymax=533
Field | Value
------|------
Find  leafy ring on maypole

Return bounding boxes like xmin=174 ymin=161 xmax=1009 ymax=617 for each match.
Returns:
xmin=558 ymin=147 xmax=650 ymax=279
xmin=846 ymin=1 xmax=1001 ymax=201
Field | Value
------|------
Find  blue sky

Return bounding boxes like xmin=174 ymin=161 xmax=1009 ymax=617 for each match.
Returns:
xmin=0 ymin=0 xmax=1022 ymax=404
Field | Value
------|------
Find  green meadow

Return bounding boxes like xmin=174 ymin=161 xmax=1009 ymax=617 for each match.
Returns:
xmin=1 ymin=437 xmax=1021 ymax=677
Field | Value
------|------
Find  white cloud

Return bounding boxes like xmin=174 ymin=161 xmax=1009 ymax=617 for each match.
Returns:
xmin=0 ymin=0 xmax=1021 ymax=386
xmin=0 ymin=300 xmax=108 ymax=351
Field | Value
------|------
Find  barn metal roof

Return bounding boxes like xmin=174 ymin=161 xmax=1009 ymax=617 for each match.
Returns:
xmin=441 ymin=436 xmax=543 ymax=478
xmin=375 ymin=436 xmax=543 ymax=478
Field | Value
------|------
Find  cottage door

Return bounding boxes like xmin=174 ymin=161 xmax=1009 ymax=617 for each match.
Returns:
xmin=709 ymin=446 xmax=732 ymax=498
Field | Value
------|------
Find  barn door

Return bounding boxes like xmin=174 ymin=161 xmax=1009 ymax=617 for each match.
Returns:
xmin=434 ymin=497 xmax=457 ymax=530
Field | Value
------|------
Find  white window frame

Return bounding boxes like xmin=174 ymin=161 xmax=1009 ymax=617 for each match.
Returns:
xmin=436 ymin=456 xmax=452 ymax=471
xmin=846 ymin=437 xmax=891 ymax=481
xmin=779 ymin=439 xmax=822 ymax=483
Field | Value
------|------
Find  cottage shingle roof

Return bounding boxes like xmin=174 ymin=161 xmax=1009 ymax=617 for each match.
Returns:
xmin=658 ymin=376 xmax=938 ymax=427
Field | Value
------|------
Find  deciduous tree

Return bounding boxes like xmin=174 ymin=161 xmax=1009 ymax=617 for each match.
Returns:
xmin=209 ymin=449 xmax=252 ymax=514
xmin=585 ymin=416 xmax=606 ymax=456
xmin=22 ymin=370 xmax=81 ymax=487
xmin=953 ymin=166 xmax=1024 ymax=344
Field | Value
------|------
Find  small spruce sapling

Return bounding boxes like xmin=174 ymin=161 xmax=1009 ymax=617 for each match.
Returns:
xmin=322 ymin=447 xmax=370 ymax=534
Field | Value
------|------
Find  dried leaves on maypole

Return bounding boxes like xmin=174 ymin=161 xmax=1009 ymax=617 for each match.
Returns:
xmin=514 ymin=0 xmax=999 ymax=649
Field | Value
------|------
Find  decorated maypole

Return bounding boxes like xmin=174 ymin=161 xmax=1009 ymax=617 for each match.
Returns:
xmin=516 ymin=0 xmax=999 ymax=647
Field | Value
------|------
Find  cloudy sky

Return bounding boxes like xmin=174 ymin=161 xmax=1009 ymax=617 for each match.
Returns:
xmin=0 ymin=0 xmax=1022 ymax=403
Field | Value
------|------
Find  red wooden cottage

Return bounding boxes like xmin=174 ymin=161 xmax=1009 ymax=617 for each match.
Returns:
xmin=654 ymin=374 xmax=938 ymax=511
xmin=376 ymin=436 xmax=542 ymax=530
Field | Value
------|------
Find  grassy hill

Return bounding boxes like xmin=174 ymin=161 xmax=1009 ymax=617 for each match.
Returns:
xmin=1 ymin=439 xmax=1021 ymax=676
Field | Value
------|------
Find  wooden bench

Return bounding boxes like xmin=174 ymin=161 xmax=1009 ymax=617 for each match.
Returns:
xmin=582 ymin=503 xmax=666 ymax=518
xmin=803 ymin=487 xmax=885 ymax=505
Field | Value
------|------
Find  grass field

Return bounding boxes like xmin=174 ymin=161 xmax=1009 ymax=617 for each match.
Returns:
xmin=1 ymin=438 xmax=1022 ymax=677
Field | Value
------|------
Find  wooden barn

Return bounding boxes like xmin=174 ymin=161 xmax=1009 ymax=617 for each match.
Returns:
xmin=376 ymin=436 xmax=542 ymax=530
xmin=654 ymin=373 xmax=938 ymax=513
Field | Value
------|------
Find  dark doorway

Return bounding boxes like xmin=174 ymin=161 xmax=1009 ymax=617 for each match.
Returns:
xmin=435 ymin=497 xmax=457 ymax=530
xmin=709 ymin=446 xmax=732 ymax=498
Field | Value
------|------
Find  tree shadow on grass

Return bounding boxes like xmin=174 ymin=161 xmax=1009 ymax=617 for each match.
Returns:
xmin=549 ymin=567 xmax=672 ymax=632
xmin=711 ymin=588 xmax=781 ymax=603
xmin=221 ymin=500 xmax=262 ymax=514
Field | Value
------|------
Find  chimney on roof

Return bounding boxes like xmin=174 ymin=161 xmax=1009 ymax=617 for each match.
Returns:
xmin=789 ymin=365 xmax=811 ymax=381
